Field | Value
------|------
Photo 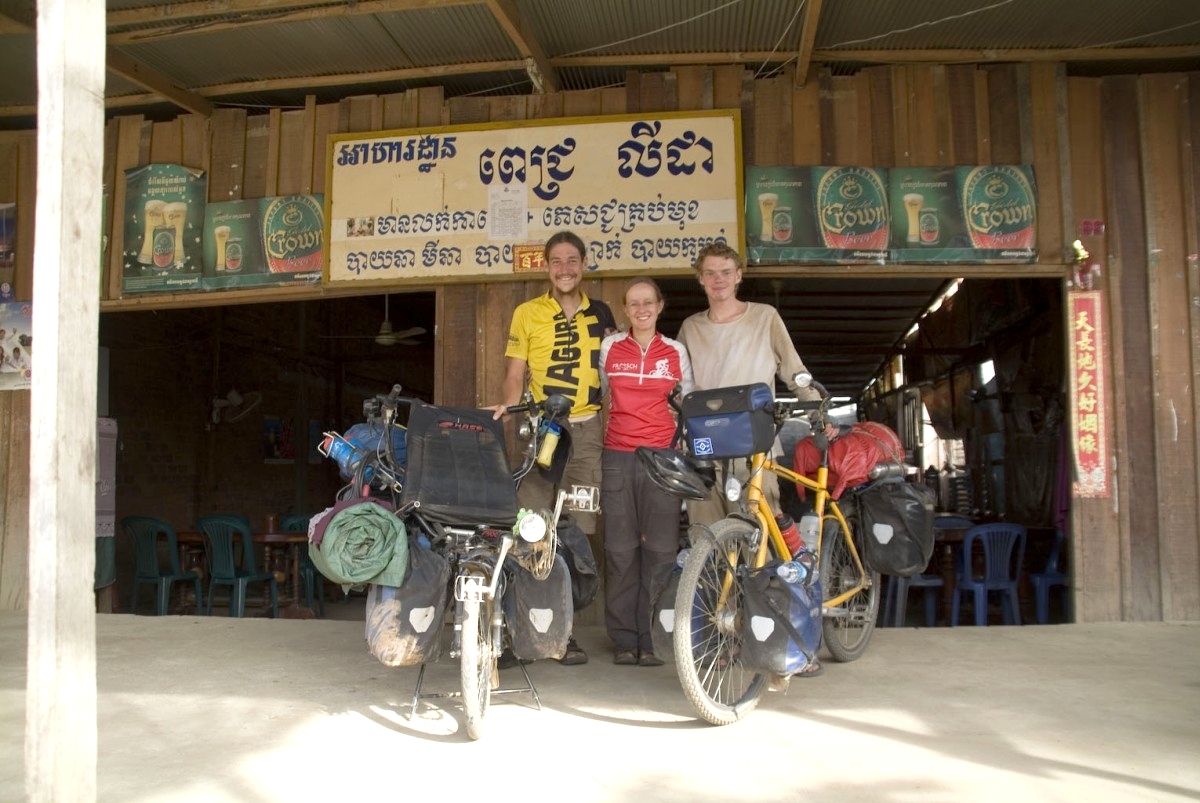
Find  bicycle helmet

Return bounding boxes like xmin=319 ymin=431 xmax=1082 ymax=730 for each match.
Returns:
xmin=636 ymin=447 xmax=715 ymax=500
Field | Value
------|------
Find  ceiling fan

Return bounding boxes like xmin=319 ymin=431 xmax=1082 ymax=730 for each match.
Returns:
xmin=320 ymin=295 xmax=426 ymax=347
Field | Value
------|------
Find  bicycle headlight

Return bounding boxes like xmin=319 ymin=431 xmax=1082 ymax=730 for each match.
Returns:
xmin=516 ymin=509 xmax=548 ymax=542
xmin=723 ymin=475 xmax=742 ymax=502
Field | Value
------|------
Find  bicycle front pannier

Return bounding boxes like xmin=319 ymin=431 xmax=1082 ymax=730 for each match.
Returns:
xmin=682 ymin=383 xmax=775 ymax=459
xmin=503 ymin=553 xmax=573 ymax=661
xmin=649 ymin=560 xmax=682 ymax=662
xmin=364 ymin=542 xmax=450 ymax=667
xmin=556 ymin=515 xmax=599 ymax=611
xmin=859 ymin=480 xmax=935 ymax=576
xmin=739 ymin=558 xmax=822 ymax=676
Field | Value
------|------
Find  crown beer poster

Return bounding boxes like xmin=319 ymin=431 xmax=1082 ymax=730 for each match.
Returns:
xmin=746 ymin=166 xmax=890 ymax=265
xmin=202 ymin=195 xmax=324 ymax=289
xmin=889 ymin=165 xmax=1037 ymax=264
xmin=121 ymin=164 xmax=208 ymax=294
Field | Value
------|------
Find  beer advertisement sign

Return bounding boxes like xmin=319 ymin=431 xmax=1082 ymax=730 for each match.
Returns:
xmin=202 ymin=195 xmax=324 ymax=289
xmin=0 ymin=301 xmax=32 ymax=391
xmin=889 ymin=165 xmax=1037 ymax=264
xmin=121 ymin=164 xmax=207 ymax=294
xmin=325 ymin=110 xmax=742 ymax=284
xmin=746 ymin=166 xmax=889 ymax=265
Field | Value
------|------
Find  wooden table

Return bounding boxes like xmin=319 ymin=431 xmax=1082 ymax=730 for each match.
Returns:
xmin=177 ymin=530 xmax=310 ymax=614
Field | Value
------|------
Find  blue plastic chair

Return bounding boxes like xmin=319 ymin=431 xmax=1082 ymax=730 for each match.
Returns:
xmin=281 ymin=513 xmax=324 ymax=617
xmin=882 ymin=573 xmax=944 ymax=627
xmin=1031 ymin=530 xmax=1070 ymax=624
xmin=951 ymin=523 xmax=1026 ymax=626
xmin=196 ymin=514 xmax=278 ymax=618
xmin=123 ymin=516 xmax=203 ymax=615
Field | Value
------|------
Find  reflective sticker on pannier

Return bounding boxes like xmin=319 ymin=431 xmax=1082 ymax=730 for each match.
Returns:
xmin=750 ymin=615 xmax=776 ymax=642
xmin=529 ymin=608 xmax=555 ymax=633
xmin=409 ymin=606 xmax=436 ymax=633
xmin=658 ymin=608 xmax=675 ymax=633
xmin=872 ymin=523 xmax=895 ymax=545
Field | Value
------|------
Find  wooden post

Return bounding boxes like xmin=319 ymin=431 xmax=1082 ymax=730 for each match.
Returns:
xmin=27 ymin=0 xmax=105 ymax=797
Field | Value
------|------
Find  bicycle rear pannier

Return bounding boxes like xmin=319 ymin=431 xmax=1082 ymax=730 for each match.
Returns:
xmin=364 ymin=542 xmax=450 ymax=667
xmin=739 ymin=559 xmax=822 ymax=676
xmin=682 ymin=383 xmax=775 ymax=459
xmin=859 ymin=480 xmax=935 ymax=576
xmin=503 ymin=553 xmax=573 ymax=661
xmin=556 ymin=515 xmax=599 ymax=611
xmin=649 ymin=560 xmax=682 ymax=662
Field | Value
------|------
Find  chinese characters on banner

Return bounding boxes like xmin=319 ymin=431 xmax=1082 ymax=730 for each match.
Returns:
xmin=1068 ymin=291 xmax=1109 ymax=497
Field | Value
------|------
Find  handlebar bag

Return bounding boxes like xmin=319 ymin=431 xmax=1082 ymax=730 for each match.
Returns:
xmin=364 ymin=541 xmax=450 ymax=667
xmin=503 ymin=553 xmax=573 ymax=661
xmin=738 ymin=560 xmax=822 ymax=676
xmin=681 ymin=383 xmax=775 ymax=459
xmin=858 ymin=480 xmax=935 ymax=576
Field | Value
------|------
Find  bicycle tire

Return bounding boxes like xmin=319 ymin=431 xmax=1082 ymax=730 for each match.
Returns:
xmin=673 ymin=518 xmax=768 ymax=726
xmin=459 ymin=596 xmax=493 ymax=740
xmin=819 ymin=510 xmax=880 ymax=662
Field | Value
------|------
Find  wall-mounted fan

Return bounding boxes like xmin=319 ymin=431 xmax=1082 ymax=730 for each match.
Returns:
xmin=320 ymin=295 xmax=426 ymax=347
xmin=211 ymin=388 xmax=262 ymax=424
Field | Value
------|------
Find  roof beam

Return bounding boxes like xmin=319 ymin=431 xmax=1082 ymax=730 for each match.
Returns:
xmin=481 ymin=0 xmax=557 ymax=93
xmin=106 ymin=46 xmax=214 ymax=116
xmin=794 ymin=0 xmax=824 ymax=87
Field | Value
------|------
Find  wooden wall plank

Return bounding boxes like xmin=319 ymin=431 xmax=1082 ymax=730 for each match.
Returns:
xmin=0 ymin=392 xmax=30 ymax=608
xmin=1186 ymin=74 xmax=1200 ymax=614
xmin=276 ymin=109 xmax=306 ymax=196
xmin=381 ymin=91 xmax=410 ymax=130
xmin=792 ymin=78 xmax=822 ymax=164
xmin=674 ymin=66 xmax=712 ymax=111
xmin=637 ymin=72 xmax=672 ymax=113
xmin=1102 ymin=75 xmax=1159 ymax=620
xmin=1138 ymin=73 xmax=1200 ymax=620
xmin=312 ymin=103 xmax=340 ymax=194
xmin=986 ymin=65 xmax=1022 ymax=164
xmin=712 ymin=65 xmax=743 ymax=110
xmin=563 ymin=89 xmax=602 ymax=117
xmin=1067 ymin=76 xmax=1122 ymax=622
xmin=1029 ymin=63 xmax=1065 ymax=262
xmin=448 ymin=96 xmax=490 ymax=125
xmin=487 ymin=95 xmax=527 ymax=122
xmin=342 ymin=96 xmax=380 ymax=132
xmin=264 ymin=108 xmax=282 ymax=196
xmin=600 ymin=87 xmax=627 ymax=115
xmin=755 ymin=74 xmax=790 ymax=166
xmin=299 ymin=96 xmax=316 ymax=194
xmin=207 ymin=108 xmax=247 ymax=202
xmin=436 ymin=284 xmax=480 ymax=406
xmin=974 ymin=69 xmax=992 ymax=164
xmin=890 ymin=65 xmax=912 ymax=167
xmin=947 ymin=65 xmax=979 ymax=164
xmin=932 ymin=65 xmax=954 ymax=163
xmin=867 ymin=67 xmax=895 ymax=166
xmin=242 ymin=114 xmax=271 ymax=199
xmin=416 ymin=86 xmax=445 ymax=127
xmin=180 ymin=114 xmax=209 ymax=174
xmin=149 ymin=119 xmax=182 ymax=165
xmin=528 ymin=92 xmax=564 ymax=119
xmin=909 ymin=65 xmax=941 ymax=164
xmin=829 ymin=74 xmax=864 ymax=165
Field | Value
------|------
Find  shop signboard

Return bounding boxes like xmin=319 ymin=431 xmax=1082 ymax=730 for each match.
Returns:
xmin=889 ymin=165 xmax=1037 ymax=264
xmin=746 ymin=166 xmax=889 ymax=264
xmin=325 ymin=110 xmax=742 ymax=284
xmin=121 ymin=164 xmax=207 ymax=294
xmin=202 ymin=194 xmax=323 ymax=289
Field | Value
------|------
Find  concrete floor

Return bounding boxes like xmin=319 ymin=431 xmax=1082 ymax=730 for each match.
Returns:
xmin=2 ymin=601 xmax=1199 ymax=803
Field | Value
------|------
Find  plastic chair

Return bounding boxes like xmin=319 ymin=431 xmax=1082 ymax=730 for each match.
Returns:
xmin=882 ymin=573 xmax=944 ymax=627
xmin=281 ymin=513 xmax=325 ymax=617
xmin=196 ymin=514 xmax=278 ymax=618
xmin=123 ymin=516 xmax=203 ymax=615
xmin=951 ymin=522 xmax=1026 ymax=626
xmin=1031 ymin=530 xmax=1070 ymax=624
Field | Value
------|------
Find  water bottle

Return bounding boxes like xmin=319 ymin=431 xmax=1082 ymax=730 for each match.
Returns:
xmin=799 ymin=514 xmax=820 ymax=550
xmin=777 ymin=560 xmax=807 ymax=585
xmin=536 ymin=420 xmax=561 ymax=467
xmin=776 ymin=513 xmax=803 ymax=555
xmin=675 ymin=548 xmax=691 ymax=568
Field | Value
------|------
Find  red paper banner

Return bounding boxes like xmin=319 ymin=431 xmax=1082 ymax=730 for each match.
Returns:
xmin=1068 ymin=291 xmax=1109 ymax=497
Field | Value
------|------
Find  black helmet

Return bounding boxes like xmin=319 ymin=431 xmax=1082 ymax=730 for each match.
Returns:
xmin=636 ymin=447 xmax=715 ymax=500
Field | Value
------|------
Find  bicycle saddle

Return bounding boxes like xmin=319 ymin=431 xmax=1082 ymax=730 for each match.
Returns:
xmin=636 ymin=447 xmax=715 ymax=500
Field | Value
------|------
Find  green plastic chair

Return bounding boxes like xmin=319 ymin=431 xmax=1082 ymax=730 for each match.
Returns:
xmin=196 ymin=514 xmax=278 ymax=618
xmin=281 ymin=513 xmax=325 ymax=617
xmin=123 ymin=516 xmax=203 ymax=615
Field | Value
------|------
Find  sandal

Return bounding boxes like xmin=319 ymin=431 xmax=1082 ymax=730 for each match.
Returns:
xmin=613 ymin=649 xmax=638 ymax=666
xmin=559 ymin=637 xmax=588 ymax=666
xmin=796 ymin=658 xmax=824 ymax=678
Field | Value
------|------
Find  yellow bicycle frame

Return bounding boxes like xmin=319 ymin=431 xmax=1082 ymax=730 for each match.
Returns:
xmin=715 ymin=451 xmax=871 ymax=611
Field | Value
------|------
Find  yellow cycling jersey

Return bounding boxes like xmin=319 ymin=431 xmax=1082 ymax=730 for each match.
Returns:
xmin=506 ymin=292 xmax=615 ymax=418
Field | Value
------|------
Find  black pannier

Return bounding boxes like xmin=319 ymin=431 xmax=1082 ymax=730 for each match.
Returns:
xmin=556 ymin=515 xmax=599 ymax=611
xmin=858 ymin=480 xmax=936 ymax=576
xmin=364 ymin=542 xmax=450 ymax=667
xmin=503 ymin=553 xmax=573 ymax=661
xmin=739 ymin=559 xmax=822 ymax=676
xmin=681 ymin=383 xmax=776 ymax=460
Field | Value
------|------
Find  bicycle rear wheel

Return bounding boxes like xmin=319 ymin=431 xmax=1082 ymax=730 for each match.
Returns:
xmin=460 ymin=596 xmax=494 ymax=740
xmin=820 ymin=512 xmax=880 ymax=662
xmin=673 ymin=518 xmax=767 ymax=725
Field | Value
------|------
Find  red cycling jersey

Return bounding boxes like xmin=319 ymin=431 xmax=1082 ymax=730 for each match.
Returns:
xmin=599 ymin=330 xmax=693 ymax=452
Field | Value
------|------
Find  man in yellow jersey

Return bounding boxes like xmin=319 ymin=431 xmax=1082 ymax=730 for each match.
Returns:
xmin=493 ymin=230 xmax=615 ymax=665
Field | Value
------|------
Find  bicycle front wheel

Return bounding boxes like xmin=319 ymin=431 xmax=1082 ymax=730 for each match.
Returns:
xmin=673 ymin=518 xmax=767 ymax=726
xmin=820 ymin=513 xmax=880 ymax=662
xmin=459 ymin=596 xmax=494 ymax=740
